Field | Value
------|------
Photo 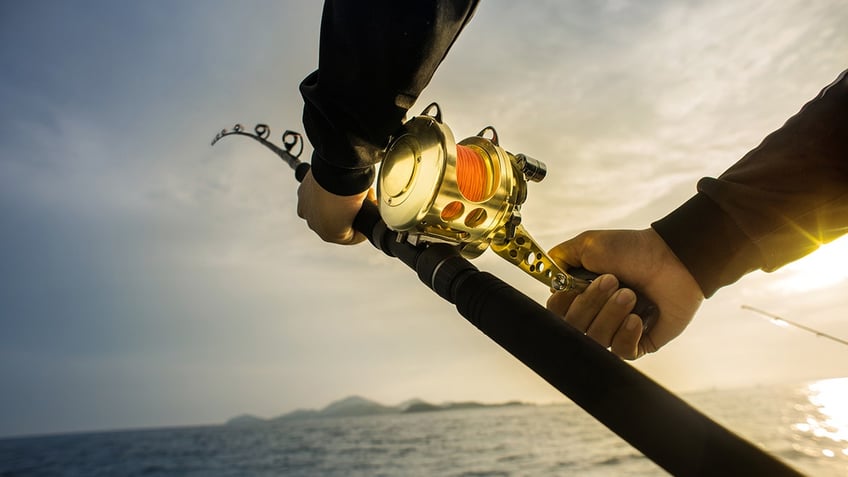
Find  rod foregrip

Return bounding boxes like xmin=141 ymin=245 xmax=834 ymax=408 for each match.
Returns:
xmin=568 ymin=267 xmax=659 ymax=333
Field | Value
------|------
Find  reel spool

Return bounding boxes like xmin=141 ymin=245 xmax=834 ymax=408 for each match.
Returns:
xmin=378 ymin=103 xmax=586 ymax=292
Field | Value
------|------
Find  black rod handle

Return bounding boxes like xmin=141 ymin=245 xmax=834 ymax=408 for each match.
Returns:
xmin=452 ymin=269 xmax=802 ymax=477
xmin=289 ymin=159 xmax=800 ymax=476
xmin=294 ymin=162 xmax=311 ymax=182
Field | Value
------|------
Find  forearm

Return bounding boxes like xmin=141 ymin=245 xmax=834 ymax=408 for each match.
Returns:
xmin=300 ymin=0 xmax=479 ymax=195
xmin=653 ymin=69 xmax=848 ymax=297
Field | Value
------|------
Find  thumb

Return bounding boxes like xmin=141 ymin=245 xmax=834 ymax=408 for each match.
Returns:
xmin=548 ymin=232 xmax=591 ymax=269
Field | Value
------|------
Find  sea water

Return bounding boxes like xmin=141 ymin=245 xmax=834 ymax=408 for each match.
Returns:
xmin=1 ymin=379 xmax=846 ymax=476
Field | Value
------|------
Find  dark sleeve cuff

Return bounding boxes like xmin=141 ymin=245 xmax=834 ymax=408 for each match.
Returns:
xmin=651 ymin=192 xmax=764 ymax=298
xmin=310 ymin=151 xmax=375 ymax=196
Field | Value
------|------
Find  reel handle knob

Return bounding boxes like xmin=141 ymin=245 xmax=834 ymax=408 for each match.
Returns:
xmin=567 ymin=267 xmax=660 ymax=334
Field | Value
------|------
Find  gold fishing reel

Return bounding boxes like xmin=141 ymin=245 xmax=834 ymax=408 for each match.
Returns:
xmin=378 ymin=103 xmax=587 ymax=293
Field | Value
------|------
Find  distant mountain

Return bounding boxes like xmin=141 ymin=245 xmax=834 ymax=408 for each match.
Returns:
xmin=402 ymin=402 xmax=441 ymax=413
xmin=397 ymin=398 xmax=428 ymax=412
xmin=225 ymin=414 xmax=266 ymax=427
xmin=403 ymin=400 xmax=525 ymax=414
xmin=265 ymin=395 xmax=397 ymax=424
xmin=225 ymin=396 xmax=528 ymax=426
xmin=319 ymin=395 xmax=396 ymax=418
xmin=270 ymin=408 xmax=319 ymax=422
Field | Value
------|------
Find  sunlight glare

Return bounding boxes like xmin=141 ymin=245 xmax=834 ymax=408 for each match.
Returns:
xmin=772 ymin=236 xmax=848 ymax=292
xmin=770 ymin=318 xmax=790 ymax=328
xmin=800 ymin=378 xmax=848 ymax=444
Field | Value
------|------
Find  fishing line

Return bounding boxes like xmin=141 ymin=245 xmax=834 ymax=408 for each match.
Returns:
xmin=455 ymin=144 xmax=489 ymax=202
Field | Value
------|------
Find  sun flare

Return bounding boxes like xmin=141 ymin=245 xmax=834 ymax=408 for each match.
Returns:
xmin=801 ymin=378 xmax=848 ymax=444
xmin=772 ymin=235 xmax=848 ymax=292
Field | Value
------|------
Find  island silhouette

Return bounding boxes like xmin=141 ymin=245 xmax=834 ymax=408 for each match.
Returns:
xmin=226 ymin=395 xmax=527 ymax=426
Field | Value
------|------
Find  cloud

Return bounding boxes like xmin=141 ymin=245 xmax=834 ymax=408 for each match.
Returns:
xmin=2 ymin=0 xmax=847 ymax=437
xmin=422 ymin=0 xmax=848 ymax=238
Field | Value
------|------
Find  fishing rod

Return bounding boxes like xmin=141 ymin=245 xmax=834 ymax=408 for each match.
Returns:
xmin=212 ymin=105 xmax=803 ymax=476
xmin=742 ymin=305 xmax=848 ymax=347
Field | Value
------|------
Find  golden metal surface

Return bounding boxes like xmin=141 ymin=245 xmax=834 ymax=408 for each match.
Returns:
xmin=378 ymin=116 xmax=451 ymax=231
xmin=490 ymin=224 xmax=574 ymax=291
xmin=378 ymin=103 xmax=578 ymax=290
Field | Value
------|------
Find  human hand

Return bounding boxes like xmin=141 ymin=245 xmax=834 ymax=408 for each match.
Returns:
xmin=546 ymin=228 xmax=704 ymax=359
xmin=296 ymin=169 xmax=375 ymax=245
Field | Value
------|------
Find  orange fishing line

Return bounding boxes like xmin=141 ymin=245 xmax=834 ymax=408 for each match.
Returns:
xmin=455 ymin=145 xmax=487 ymax=202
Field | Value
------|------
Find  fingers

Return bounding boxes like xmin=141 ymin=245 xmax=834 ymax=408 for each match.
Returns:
xmin=610 ymin=314 xmax=642 ymax=360
xmin=563 ymin=274 xmax=619 ymax=332
xmin=585 ymin=288 xmax=636 ymax=348
xmin=547 ymin=273 xmax=643 ymax=360
xmin=548 ymin=232 xmax=589 ymax=269
xmin=296 ymin=170 xmax=370 ymax=245
xmin=546 ymin=288 xmax=578 ymax=316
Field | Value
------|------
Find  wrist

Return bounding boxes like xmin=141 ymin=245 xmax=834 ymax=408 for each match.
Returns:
xmin=642 ymin=228 xmax=704 ymax=301
xmin=651 ymin=193 xmax=762 ymax=297
xmin=310 ymin=152 xmax=375 ymax=196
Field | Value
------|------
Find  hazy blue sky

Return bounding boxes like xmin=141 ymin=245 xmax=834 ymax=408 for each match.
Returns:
xmin=1 ymin=0 xmax=846 ymax=437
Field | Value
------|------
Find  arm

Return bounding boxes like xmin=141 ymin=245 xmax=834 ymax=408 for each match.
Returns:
xmin=654 ymin=68 xmax=848 ymax=296
xmin=298 ymin=0 xmax=479 ymax=243
xmin=549 ymin=69 xmax=848 ymax=358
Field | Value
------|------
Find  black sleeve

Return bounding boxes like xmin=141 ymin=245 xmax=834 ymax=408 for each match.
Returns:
xmin=300 ymin=0 xmax=479 ymax=196
xmin=652 ymin=69 xmax=848 ymax=297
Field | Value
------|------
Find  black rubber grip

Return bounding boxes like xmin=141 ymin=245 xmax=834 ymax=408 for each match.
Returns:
xmin=568 ymin=267 xmax=659 ymax=334
xmin=294 ymin=162 xmax=311 ymax=182
xmin=352 ymin=200 xmax=382 ymax=241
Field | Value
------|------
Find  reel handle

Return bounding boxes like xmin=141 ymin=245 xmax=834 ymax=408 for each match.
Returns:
xmin=567 ymin=267 xmax=659 ymax=333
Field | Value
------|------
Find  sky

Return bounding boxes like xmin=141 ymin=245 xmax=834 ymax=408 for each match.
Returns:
xmin=0 ymin=0 xmax=846 ymax=438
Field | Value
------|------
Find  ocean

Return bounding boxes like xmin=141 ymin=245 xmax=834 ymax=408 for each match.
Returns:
xmin=1 ymin=379 xmax=846 ymax=476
